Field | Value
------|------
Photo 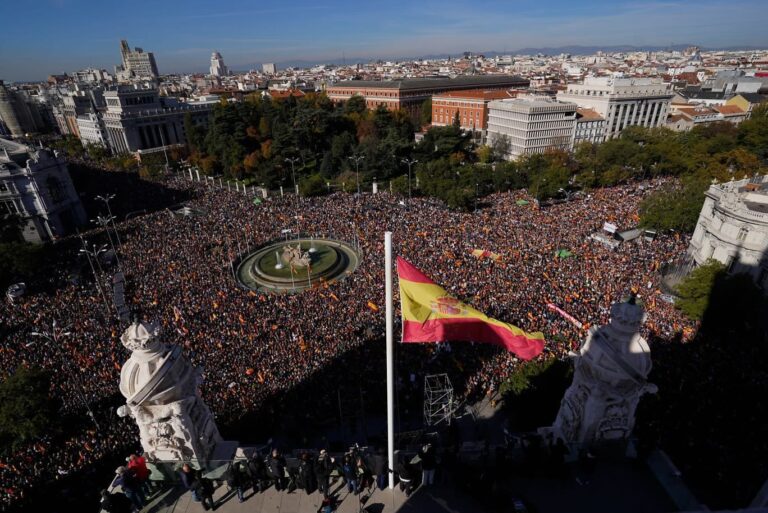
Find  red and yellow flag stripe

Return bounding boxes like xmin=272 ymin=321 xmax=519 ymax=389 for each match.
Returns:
xmin=397 ymin=257 xmax=544 ymax=360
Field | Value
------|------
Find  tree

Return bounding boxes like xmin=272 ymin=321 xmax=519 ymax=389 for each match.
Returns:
xmin=675 ymin=259 xmax=726 ymax=320
xmin=0 ymin=242 xmax=47 ymax=288
xmin=490 ymin=135 xmax=511 ymax=161
xmin=639 ymin=174 xmax=709 ymax=233
xmin=0 ymin=367 xmax=58 ymax=450
xmin=737 ymin=104 xmax=768 ymax=160
xmin=344 ymin=95 xmax=367 ymax=116
xmin=299 ymin=173 xmax=327 ymax=197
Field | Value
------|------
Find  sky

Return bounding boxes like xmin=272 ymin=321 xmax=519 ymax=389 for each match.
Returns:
xmin=1 ymin=0 xmax=767 ymax=82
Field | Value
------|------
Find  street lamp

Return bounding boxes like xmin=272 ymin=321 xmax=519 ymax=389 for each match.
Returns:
xmin=401 ymin=158 xmax=417 ymax=201
xmin=348 ymin=155 xmax=365 ymax=195
xmin=30 ymin=320 xmax=100 ymax=430
xmin=91 ymin=215 xmax=121 ymax=269
xmin=285 ymin=157 xmax=301 ymax=234
xmin=78 ymin=238 xmax=111 ymax=316
xmin=95 ymin=194 xmax=121 ymax=248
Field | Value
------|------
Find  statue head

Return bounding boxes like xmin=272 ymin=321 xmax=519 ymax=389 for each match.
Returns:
xmin=121 ymin=320 xmax=162 ymax=352
xmin=608 ymin=296 xmax=646 ymax=335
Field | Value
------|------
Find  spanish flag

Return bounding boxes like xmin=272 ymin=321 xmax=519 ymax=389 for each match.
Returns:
xmin=397 ymin=257 xmax=545 ymax=360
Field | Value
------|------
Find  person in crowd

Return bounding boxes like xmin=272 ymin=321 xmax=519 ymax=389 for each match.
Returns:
xmin=247 ymin=451 xmax=269 ymax=493
xmin=99 ymin=488 xmax=133 ymax=513
xmin=419 ymin=443 xmax=436 ymax=486
xmin=372 ymin=448 xmax=388 ymax=490
xmin=227 ymin=460 xmax=249 ymax=503
xmin=297 ymin=452 xmax=317 ymax=494
xmin=315 ymin=450 xmax=334 ymax=497
xmin=355 ymin=455 xmax=373 ymax=492
xmin=341 ymin=454 xmax=359 ymax=495
xmin=268 ymin=448 xmax=287 ymax=492
xmin=192 ymin=477 xmax=216 ymax=511
xmin=396 ymin=458 xmax=416 ymax=497
xmin=127 ymin=453 xmax=151 ymax=495
xmin=179 ymin=464 xmax=200 ymax=501
xmin=113 ymin=466 xmax=145 ymax=510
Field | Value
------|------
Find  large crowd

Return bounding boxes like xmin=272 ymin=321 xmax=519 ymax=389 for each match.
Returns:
xmin=0 ymin=174 xmax=695 ymax=511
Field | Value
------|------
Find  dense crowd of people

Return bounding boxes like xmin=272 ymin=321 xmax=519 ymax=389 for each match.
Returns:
xmin=0 ymin=173 xmax=695 ymax=511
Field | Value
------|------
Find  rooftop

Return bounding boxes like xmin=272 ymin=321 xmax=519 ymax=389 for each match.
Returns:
xmin=329 ymin=75 xmax=528 ymax=91
xmin=433 ymin=88 xmax=521 ymax=100
xmin=576 ymin=107 xmax=604 ymax=121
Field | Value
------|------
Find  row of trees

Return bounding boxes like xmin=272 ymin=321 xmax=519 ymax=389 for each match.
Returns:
xmin=46 ymin=95 xmax=768 ymax=224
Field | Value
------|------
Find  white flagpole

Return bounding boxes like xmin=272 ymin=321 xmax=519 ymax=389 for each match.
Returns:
xmin=385 ymin=231 xmax=395 ymax=489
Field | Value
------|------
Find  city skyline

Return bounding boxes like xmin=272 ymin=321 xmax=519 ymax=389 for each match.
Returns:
xmin=2 ymin=0 xmax=768 ymax=82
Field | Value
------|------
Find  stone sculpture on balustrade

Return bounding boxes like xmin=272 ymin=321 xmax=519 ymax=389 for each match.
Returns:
xmin=117 ymin=318 xmax=222 ymax=463
xmin=543 ymin=294 xmax=658 ymax=448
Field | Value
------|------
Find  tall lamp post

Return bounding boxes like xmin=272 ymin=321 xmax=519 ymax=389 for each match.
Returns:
xmin=95 ymin=194 xmax=121 ymax=248
xmin=401 ymin=158 xmax=417 ymax=201
xmin=79 ymin=238 xmax=111 ymax=316
xmin=29 ymin=320 xmax=100 ymax=430
xmin=348 ymin=155 xmax=365 ymax=195
xmin=91 ymin=215 xmax=121 ymax=270
xmin=285 ymin=157 xmax=301 ymax=234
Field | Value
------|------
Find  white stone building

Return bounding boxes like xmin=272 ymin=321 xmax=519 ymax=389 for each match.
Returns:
xmin=689 ymin=175 xmax=768 ymax=290
xmin=262 ymin=63 xmax=277 ymax=75
xmin=0 ymin=138 xmax=87 ymax=243
xmin=486 ymin=96 xmax=577 ymax=159
xmin=557 ymin=76 xmax=673 ymax=139
xmin=119 ymin=39 xmax=159 ymax=80
xmin=574 ymin=108 xmax=606 ymax=145
xmin=209 ymin=51 xmax=228 ymax=77
xmin=76 ymin=112 xmax=108 ymax=148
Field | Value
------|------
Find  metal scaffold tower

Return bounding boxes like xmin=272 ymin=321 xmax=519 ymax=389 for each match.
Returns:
xmin=424 ymin=373 xmax=455 ymax=426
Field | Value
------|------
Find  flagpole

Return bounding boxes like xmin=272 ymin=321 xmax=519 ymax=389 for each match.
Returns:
xmin=385 ymin=231 xmax=395 ymax=489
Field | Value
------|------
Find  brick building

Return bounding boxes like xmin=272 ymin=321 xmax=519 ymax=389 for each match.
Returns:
xmin=431 ymin=89 xmax=524 ymax=132
xmin=326 ymin=75 xmax=529 ymax=121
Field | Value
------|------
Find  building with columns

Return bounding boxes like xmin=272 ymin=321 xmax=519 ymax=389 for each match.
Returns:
xmin=0 ymin=138 xmax=87 ymax=243
xmin=102 ymin=86 xmax=212 ymax=155
xmin=486 ymin=96 xmax=577 ymax=160
xmin=557 ymin=77 xmax=673 ymax=139
xmin=76 ymin=112 xmax=108 ymax=148
xmin=689 ymin=175 xmax=768 ymax=290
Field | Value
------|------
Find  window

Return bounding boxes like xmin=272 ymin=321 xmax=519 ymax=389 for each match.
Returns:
xmin=0 ymin=182 xmax=8 ymax=192
xmin=1 ymin=200 xmax=17 ymax=215
xmin=737 ymin=227 xmax=748 ymax=241
xmin=46 ymin=176 xmax=65 ymax=204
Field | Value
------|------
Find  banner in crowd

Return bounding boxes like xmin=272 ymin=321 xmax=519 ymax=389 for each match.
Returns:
xmin=397 ymin=257 xmax=545 ymax=360
xmin=554 ymin=249 xmax=574 ymax=259
xmin=546 ymin=302 xmax=584 ymax=329
xmin=470 ymin=249 xmax=502 ymax=262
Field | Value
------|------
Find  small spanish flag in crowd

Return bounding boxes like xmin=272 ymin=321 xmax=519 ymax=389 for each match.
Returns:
xmin=470 ymin=249 xmax=502 ymax=262
xmin=397 ymin=257 xmax=544 ymax=360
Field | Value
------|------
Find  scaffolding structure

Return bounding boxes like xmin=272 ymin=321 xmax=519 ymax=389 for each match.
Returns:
xmin=424 ymin=374 xmax=455 ymax=426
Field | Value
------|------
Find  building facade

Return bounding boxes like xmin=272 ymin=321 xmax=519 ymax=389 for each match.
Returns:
xmin=0 ymin=81 xmax=46 ymax=138
xmin=119 ymin=40 xmax=159 ymax=80
xmin=0 ymin=138 xmax=87 ymax=243
xmin=689 ymin=175 xmax=768 ymax=290
xmin=486 ymin=96 xmax=577 ymax=159
xmin=210 ymin=52 xmax=228 ymax=77
xmin=102 ymin=86 xmax=212 ymax=154
xmin=327 ymin=75 xmax=529 ymax=120
xmin=76 ymin=112 xmax=108 ymax=147
xmin=557 ymin=77 xmax=673 ymax=139
xmin=262 ymin=63 xmax=277 ymax=75
xmin=574 ymin=108 xmax=607 ymax=145
xmin=431 ymin=89 xmax=520 ymax=132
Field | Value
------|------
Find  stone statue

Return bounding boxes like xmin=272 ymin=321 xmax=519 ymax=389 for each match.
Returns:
xmin=117 ymin=319 xmax=222 ymax=463
xmin=281 ymin=243 xmax=311 ymax=269
xmin=542 ymin=295 xmax=657 ymax=448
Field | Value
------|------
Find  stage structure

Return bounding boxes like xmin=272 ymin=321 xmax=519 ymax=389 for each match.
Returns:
xmin=424 ymin=373 xmax=456 ymax=426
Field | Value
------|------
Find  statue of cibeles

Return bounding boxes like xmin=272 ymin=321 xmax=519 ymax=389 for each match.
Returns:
xmin=542 ymin=293 xmax=657 ymax=449
xmin=281 ymin=243 xmax=311 ymax=269
xmin=117 ymin=315 xmax=222 ymax=463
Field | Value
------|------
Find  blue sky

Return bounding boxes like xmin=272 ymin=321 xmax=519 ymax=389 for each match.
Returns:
xmin=1 ymin=0 xmax=767 ymax=82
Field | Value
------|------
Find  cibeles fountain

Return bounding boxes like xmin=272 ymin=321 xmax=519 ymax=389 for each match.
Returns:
xmin=117 ymin=318 xmax=228 ymax=465
xmin=542 ymin=295 xmax=658 ymax=451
